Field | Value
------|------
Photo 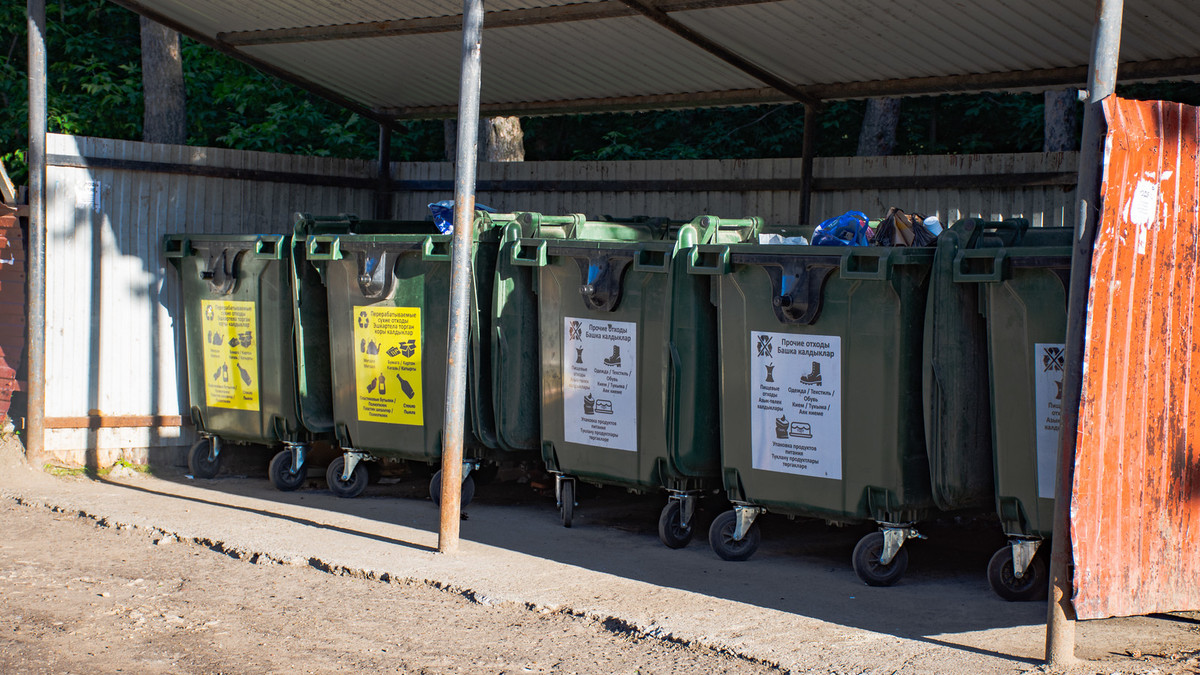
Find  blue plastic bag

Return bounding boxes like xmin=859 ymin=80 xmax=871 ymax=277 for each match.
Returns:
xmin=811 ymin=210 xmax=870 ymax=246
xmin=427 ymin=200 xmax=496 ymax=234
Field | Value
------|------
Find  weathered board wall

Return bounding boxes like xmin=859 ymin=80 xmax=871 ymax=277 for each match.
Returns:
xmin=42 ymin=134 xmax=374 ymax=465
xmin=398 ymin=153 xmax=1079 ymax=228
xmin=40 ymin=133 xmax=1078 ymax=464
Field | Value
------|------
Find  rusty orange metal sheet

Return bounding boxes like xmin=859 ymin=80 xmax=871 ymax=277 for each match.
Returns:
xmin=0 ymin=206 xmax=21 ymax=423
xmin=1072 ymin=96 xmax=1200 ymax=619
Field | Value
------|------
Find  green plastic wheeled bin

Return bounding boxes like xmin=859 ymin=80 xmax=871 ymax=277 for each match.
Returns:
xmin=927 ymin=219 xmax=1071 ymax=600
xmin=164 ymin=216 xmax=337 ymax=489
xmin=516 ymin=213 xmax=760 ymax=547
xmin=306 ymin=211 xmax=538 ymax=502
xmin=690 ymin=237 xmax=939 ymax=585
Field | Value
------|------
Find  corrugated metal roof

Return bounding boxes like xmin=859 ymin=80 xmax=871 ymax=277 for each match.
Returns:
xmin=141 ymin=0 xmax=590 ymax=34
xmin=110 ymin=0 xmax=1200 ymax=118
xmin=243 ymin=18 xmax=760 ymax=110
xmin=1072 ymin=96 xmax=1200 ymax=620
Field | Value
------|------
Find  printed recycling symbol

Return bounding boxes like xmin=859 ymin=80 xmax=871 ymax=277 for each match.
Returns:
xmin=358 ymin=311 xmax=370 ymax=329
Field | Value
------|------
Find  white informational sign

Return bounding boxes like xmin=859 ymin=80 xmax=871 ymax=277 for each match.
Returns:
xmin=1035 ymin=343 xmax=1066 ymax=498
xmin=749 ymin=332 xmax=841 ymax=479
xmin=77 ymin=180 xmax=101 ymax=213
xmin=562 ymin=317 xmax=638 ymax=451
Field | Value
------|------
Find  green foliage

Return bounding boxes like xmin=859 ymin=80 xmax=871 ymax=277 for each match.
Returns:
xmin=0 ymin=0 xmax=443 ymax=185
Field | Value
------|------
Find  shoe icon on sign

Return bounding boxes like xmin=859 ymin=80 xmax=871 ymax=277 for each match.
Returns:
xmin=800 ymin=361 xmax=822 ymax=386
xmin=603 ymin=346 xmax=621 ymax=368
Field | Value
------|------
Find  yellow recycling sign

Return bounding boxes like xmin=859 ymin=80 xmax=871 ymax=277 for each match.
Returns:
xmin=200 ymin=300 xmax=260 ymax=411
xmin=353 ymin=306 xmax=423 ymax=426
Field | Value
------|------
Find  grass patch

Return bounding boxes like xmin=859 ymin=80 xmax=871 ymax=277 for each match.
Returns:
xmin=43 ymin=459 xmax=149 ymax=478
xmin=108 ymin=459 xmax=150 ymax=474
xmin=44 ymin=464 xmax=91 ymax=477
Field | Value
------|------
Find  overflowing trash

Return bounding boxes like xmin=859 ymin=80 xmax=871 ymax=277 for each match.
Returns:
xmin=428 ymin=200 xmax=497 ymax=234
xmin=812 ymin=208 xmax=943 ymax=247
xmin=812 ymin=210 xmax=871 ymax=246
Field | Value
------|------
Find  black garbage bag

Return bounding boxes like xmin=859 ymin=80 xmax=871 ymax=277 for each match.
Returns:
xmin=874 ymin=207 xmax=937 ymax=247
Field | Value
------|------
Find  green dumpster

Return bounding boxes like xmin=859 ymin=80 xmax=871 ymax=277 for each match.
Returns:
xmin=164 ymin=217 xmax=332 ymax=488
xmin=929 ymin=219 xmax=1071 ymax=600
xmin=515 ymin=213 xmax=760 ymax=546
xmin=306 ymin=211 xmax=538 ymax=501
xmin=689 ymin=236 xmax=937 ymax=585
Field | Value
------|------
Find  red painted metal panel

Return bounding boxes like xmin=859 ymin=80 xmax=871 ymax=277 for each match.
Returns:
xmin=0 ymin=205 xmax=23 ymax=422
xmin=1072 ymin=96 xmax=1200 ymax=619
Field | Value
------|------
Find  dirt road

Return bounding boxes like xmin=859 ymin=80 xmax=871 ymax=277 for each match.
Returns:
xmin=0 ymin=498 xmax=777 ymax=674
xmin=1 ymin=439 xmax=1197 ymax=674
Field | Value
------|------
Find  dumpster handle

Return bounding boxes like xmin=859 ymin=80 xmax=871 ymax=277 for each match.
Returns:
xmin=162 ymin=235 xmax=190 ymax=258
xmin=838 ymin=249 xmax=892 ymax=280
xmin=685 ymin=246 xmax=731 ymax=275
xmin=421 ymin=236 xmax=453 ymax=262
xmin=953 ymin=248 xmax=1008 ymax=282
xmin=307 ymin=235 xmax=342 ymax=261
xmin=511 ymin=240 xmax=547 ymax=267
xmin=632 ymin=248 xmax=670 ymax=274
xmin=254 ymin=235 xmax=286 ymax=260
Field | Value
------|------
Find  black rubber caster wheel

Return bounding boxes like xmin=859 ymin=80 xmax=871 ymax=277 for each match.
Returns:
xmin=851 ymin=531 xmax=909 ymax=587
xmin=708 ymin=509 xmax=760 ymax=561
xmin=268 ymin=449 xmax=306 ymax=492
xmin=429 ymin=469 xmax=476 ymax=507
xmin=187 ymin=437 xmax=220 ymax=479
xmin=658 ymin=500 xmax=694 ymax=549
xmin=987 ymin=546 xmax=1048 ymax=601
xmin=325 ymin=455 xmax=368 ymax=499
xmin=560 ymin=480 xmax=575 ymax=528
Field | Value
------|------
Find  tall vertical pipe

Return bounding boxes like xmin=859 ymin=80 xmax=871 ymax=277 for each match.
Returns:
xmin=375 ymin=124 xmax=393 ymax=220
xmin=438 ymin=0 xmax=484 ymax=555
xmin=25 ymin=0 xmax=47 ymax=467
xmin=800 ymin=102 xmax=821 ymax=225
xmin=1045 ymin=0 xmax=1123 ymax=665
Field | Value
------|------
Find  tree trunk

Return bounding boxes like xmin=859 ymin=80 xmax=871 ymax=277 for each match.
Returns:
xmin=857 ymin=98 xmax=900 ymax=156
xmin=1044 ymin=89 xmax=1078 ymax=152
xmin=444 ymin=117 xmax=525 ymax=161
xmin=140 ymin=17 xmax=186 ymax=144
xmin=483 ymin=116 xmax=524 ymax=161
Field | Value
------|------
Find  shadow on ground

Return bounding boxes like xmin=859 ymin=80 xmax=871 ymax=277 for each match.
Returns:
xmin=113 ymin=444 xmax=1044 ymax=662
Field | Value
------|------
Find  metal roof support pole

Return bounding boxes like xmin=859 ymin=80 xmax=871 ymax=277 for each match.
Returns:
xmin=25 ymin=0 xmax=47 ymax=468
xmin=1045 ymin=0 xmax=1123 ymax=666
xmin=375 ymin=124 xmax=393 ymax=219
xmin=438 ymin=0 xmax=484 ymax=555
xmin=800 ymin=102 xmax=821 ymax=225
